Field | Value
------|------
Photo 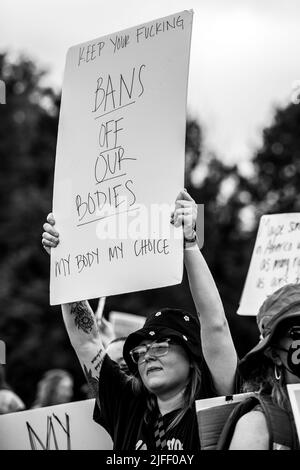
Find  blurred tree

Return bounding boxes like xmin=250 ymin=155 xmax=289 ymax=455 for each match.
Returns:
xmin=249 ymin=102 xmax=300 ymax=215
xmin=213 ymin=100 xmax=300 ymax=355
xmin=184 ymin=119 xmax=202 ymax=188
xmin=0 ymin=53 xmax=83 ymax=406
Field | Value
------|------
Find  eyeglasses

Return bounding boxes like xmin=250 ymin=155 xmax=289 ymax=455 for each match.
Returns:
xmin=130 ymin=338 xmax=172 ymax=364
xmin=287 ymin=326 xmax=300 ymax=339
xmin=271 ymin=326 xmax=300 ymax=353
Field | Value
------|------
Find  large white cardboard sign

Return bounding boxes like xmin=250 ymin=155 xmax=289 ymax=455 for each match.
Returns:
xmin=109 ymin=310 xmax=146 ymax=337
xmin=238 ymin=213 xmax=300 ymax=316
xmin=0 ymin=399 xmax=112 ymax=450
xmin=196 ymin=393 xmax=253 ymax=450
xmin=50 ymin=10 xmax=193 ymax=305
xmin=287 ymin=384 xmax=300 ymax=445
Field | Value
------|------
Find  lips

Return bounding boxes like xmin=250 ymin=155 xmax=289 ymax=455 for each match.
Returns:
xmin=146 ymin=366 xmax=163 ymax=375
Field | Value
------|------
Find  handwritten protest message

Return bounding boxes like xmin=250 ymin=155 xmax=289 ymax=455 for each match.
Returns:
xmin=0 ymin=399 xmax=112 ymax=450
xmin=238 ymin=213 xmax=300 ymax=315
xmin=50 ymin=10 xmax=193 ymax=305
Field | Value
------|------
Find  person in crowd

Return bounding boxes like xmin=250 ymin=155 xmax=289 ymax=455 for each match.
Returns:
xmin=0 ymin=365 xmax=25 ymax=414
xmin=31 ymin=368 xmax=74 ymax=408
xmin=222 ymin=283 xmax=300 ymax=450
xmin=106 ymin=337 xmax=130 ymax=375
xmin=42 ymin=189 xmax=238 ymax=450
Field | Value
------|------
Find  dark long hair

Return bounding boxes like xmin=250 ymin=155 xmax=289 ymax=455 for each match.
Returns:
xmin=242 ymin=355 xmax=290 ymax=411
xmin=130 ymin=358 xmax=202 ymax=432
xmin=242 ymin=320 xmax=300 ymax=411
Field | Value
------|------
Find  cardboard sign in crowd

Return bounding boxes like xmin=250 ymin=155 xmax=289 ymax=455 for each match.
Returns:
xmin=238 ymin=213 xmax=300 ymax=316
xmin=0 ymin=399 xmax=112 ymax=450
xmin=287 ymin=384 xmax=300 ymax=444
xmin=50 ymin=10 xmax=193 ymax=305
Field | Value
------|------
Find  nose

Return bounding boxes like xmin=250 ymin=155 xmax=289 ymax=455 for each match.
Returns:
xmin=144 ymin=349 xmax=156 ymax=362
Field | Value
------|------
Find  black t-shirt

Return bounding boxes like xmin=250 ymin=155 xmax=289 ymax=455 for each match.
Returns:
xmin=93 ymin=354 xmax=227 ymax=450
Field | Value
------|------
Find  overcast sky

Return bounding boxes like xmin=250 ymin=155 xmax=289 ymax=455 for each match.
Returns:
xmin=2 ymin=0 xmax=300 ymax=167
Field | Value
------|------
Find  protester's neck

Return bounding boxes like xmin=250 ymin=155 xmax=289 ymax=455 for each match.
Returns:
xmin=156 ymin=387 xmax=186 ymax=416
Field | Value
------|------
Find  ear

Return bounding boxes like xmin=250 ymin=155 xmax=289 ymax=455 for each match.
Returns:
xmin=264 ymin=347 xmax=282 ymax=366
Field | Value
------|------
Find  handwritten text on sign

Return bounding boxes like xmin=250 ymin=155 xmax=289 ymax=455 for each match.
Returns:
xmin=238 ymin=213 xmax=300 ymax=316
xmin=0 ymin=399 xmax=112 ymax=450
xmin=50 ymin=11 xmax=193 ymax=305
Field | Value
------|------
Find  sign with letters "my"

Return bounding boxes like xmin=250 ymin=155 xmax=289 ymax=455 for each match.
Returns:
xmin=0 ymin=399 xmax=112 ymax=450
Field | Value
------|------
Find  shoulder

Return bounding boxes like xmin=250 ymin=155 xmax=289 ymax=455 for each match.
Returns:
xmin=229 ymin=409 xmax=269 ymax=450
xmin=0 ymin=389 xmax=25 ymax=413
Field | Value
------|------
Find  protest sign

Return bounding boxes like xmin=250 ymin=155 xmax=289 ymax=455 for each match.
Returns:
xmin=238 ymin=213 xmax=300 ymax=316
xmin=109 ymin=311 xmax=146 ymax=337
xmin=0 ymin=399 xmax=112 ymax=450
xmin=0 ymin=80 xmax=5 ymax=104
xmin=50 ymin=10 xmax=193 ymax=305
xmin=0 ymin=340 xmax=5 ymax=364
xmin=196 ymin=393 xmax=253 ymax=450
xmin=287 ymin=384 xmax=300 ymax=445
xmin=94 ymin=296 xmax=106 ymax=323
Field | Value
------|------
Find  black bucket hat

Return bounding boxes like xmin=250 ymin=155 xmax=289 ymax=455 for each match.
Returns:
xmin=239 ymin=283 xmax=300 ymax=378
xmin=123 ymin=307 xmax=203 ymax=374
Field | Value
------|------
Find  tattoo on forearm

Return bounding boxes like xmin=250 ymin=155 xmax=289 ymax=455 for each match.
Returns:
xmin=92 ymin=348 xmax=104 ymax=371
xmin=82 ymin=349 xmax=104 ymax=398
xmin=91 ymin=349 xmax=102 ymax=364
xmin=83 ymin=363 xmax=100 ymax=399
xmin=70 ymin=301 xmax=96 ymax=334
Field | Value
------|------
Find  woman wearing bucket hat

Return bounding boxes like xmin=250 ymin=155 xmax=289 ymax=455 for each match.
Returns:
xmin=42 ymin=189 xmax=238 ymax=450
xmin=221 ymin=283 xmax=300 ymax=450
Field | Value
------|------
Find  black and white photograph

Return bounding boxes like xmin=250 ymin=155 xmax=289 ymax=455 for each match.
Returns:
xmin=1 ymin=0 xmax=300 ymax=455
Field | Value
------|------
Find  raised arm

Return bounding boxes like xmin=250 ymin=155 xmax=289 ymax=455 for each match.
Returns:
xmin=61 ymin=301 xmax=105 ymax=400
xmin=173 ymin=191 xmax=237 ymax=395
xmin=42 ymin=214 xmax=106 ymax=401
